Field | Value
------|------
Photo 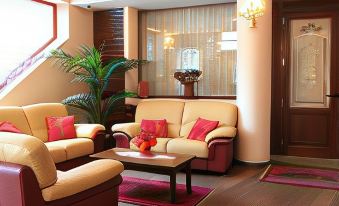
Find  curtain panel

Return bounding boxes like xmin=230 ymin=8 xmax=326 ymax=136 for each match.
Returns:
xmin=140 ymin=3 xmax=237 ymax=96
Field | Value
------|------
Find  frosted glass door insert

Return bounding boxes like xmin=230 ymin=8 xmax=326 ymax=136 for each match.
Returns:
xmin=290 ymin=18 xmax=331 ymax=108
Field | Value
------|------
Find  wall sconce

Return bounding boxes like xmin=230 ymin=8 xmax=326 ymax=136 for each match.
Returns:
xmin=239 ymin=0 xmax=265 ymax=28
xmin=163 ymin=36 xmax=174 ymax=49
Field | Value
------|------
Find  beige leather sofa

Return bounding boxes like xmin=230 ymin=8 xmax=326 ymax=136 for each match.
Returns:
xmin=0 ymin=103 xmax=106 ymax=170
xmin=112 ymin=100 xmax=237 ymax=173
xmin=0 ymin=134 xmax=123 ymax=206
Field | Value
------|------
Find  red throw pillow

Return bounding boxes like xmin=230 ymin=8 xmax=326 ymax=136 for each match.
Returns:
xmin=0 ymin=121 xmax=22 ymax=133
xmin=187 ymin=118 xmax=219 ymax=141
xmin=46 ymin=116 xmax=76 ymax=142
xmin=141 ymin=119 xmax=168 ymax=138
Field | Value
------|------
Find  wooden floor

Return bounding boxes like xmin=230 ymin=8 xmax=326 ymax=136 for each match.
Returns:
xmin=119 ymin=164 xmax=339 ymax=206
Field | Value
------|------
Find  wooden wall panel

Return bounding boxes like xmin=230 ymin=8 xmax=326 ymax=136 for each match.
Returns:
xmin=94 ymin=8 xmax=124 ymax=60
xmin=94 ymin=8 xmax=125 ymax=96
xmin=289 ymin=113 xmax=329 ymax=145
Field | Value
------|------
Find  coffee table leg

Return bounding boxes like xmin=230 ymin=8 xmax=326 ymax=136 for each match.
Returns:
xmin=186 ymin=162 xmax=192 ymax=194
xmin=170 ymin=173 xmax=176 ymax=203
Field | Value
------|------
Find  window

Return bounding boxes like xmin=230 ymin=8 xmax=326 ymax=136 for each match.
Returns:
xmin=0 ymin=0 xmax=57 ymax=93
xmin=140 ymin=4 xmax=237 ymax=96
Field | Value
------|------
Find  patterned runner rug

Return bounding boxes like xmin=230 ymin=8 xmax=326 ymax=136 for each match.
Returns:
xmin=260 ymin=165 xmax=339 ymax=190
xmin=119 ymin=176 xmax=213 ymax=206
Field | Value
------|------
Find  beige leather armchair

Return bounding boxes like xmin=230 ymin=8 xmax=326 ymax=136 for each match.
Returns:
xmin=0 ymin=133 xmax=123 ymax=206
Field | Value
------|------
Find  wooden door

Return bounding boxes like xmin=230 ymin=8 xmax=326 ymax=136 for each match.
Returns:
xmin=284 ymin=14 xmax=338 ymax=158
xmin=271 ymin=0 xmax=339 ymax=159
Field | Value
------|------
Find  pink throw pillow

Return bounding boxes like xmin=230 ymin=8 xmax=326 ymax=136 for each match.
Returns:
xmin=46 ymin=116 xmax=76 ymax=142
xmin=0 ymin=121 xmax=22 ymax=134
xmin=187 ymin=118 xmax=219 ymax=141
xmin=141 ymin=119 xmax=168 ymax=137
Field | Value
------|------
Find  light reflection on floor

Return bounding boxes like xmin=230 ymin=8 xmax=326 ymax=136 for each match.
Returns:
xmin=116 ymin=151 xmax=176 ymax=160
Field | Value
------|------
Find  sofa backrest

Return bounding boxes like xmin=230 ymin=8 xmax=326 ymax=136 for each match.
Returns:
xmin=22 ymin=103 xmax=68 ymax=142
xmin=135 ymin=100 xmax=185 ymax=138
xmin=0 ymin=133 xmax=57 ymax=189
xmin=0 ymin=106 xmax=33 ymax=135
xmin=180 ymin=101 xmax=238 ymax=137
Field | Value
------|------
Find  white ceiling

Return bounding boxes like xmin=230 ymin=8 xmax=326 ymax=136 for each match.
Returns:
xmin=71 ymin=0 xmax=235 ymax=11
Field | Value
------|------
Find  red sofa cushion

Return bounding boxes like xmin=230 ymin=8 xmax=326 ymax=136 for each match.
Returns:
xmin=0 ymin=121 xmax=22 ymax=133
xmin=140 ymin=119 xmax=168 ymax=137
xmin=188 ymin=118 xmax=219 ymax=141
xmin=46 ymin=116 xmax=76 ymax=142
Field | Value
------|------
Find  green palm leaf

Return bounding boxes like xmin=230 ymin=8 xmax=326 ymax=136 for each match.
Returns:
xmin=49 ymin=45 xmax=147 ymax=126
xmin=62 ymin=93 xmax=98 ymax=123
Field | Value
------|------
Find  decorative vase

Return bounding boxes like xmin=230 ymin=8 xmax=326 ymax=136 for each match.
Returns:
xmin=174 ymin=70 xmax=202 ymax=97
xmin=138 ymin=81 xmax=149 ymax=98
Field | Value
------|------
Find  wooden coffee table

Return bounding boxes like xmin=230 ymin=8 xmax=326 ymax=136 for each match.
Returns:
xmin=91 ymin=148 xmax=195 ymax=203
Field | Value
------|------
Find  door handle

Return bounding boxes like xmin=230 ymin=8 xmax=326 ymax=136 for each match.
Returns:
xmin=326 ymin=93 xmax=339 ymax=98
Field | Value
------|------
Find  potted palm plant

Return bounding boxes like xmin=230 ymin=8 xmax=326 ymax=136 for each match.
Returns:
xmin=49 ymin=45 xmax=145 ymax=127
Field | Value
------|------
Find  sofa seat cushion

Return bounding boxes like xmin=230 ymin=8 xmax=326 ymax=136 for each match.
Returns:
xmin=130 ymin=137 xmax=172 ymax=153
xmin=167 ymin=138 xmax=209 ymax=158
xmin=45 ymin=138 xmax=94 ymax=160
xmin=42 ymin=159 xmax=124 ymax=202
xmin=150 ymin=138 xmax=172 ymax=153
xmin=45 ymin=145 xmax=67 ymax=163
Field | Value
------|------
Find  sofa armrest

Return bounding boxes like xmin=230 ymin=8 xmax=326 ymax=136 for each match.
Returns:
xmin=208 ymin=138 xmax=233 ymax=160
xmin=206 ymin=138 xmax=234 ymax=172
xmin=0 ymin=162 xmax=45 ymax=206
xmin=41 ymin=159 xmax=124 ymax=202
xmin=205 ymin=126 xmax=237 ymax=143
xmin=74 ymin=124 xmax=106 ymax=139
xmin=112 ymin=133 xmax=131 ymax=148
xmin=111 ymin=123 xmax=141 ymax=138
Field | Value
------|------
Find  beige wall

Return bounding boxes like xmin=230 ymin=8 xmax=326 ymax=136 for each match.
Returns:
xmin=124 ymin=7 xmax=139 ymax=105
xmin=235 ymin=0 xmax=272 ymax=162
xmin=0 ymin=5 xmax=93 ymax=106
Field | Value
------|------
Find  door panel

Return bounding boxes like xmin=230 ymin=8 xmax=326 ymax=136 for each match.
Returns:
xmin=289 ymin=112 xmax=329 ymax=145
xmin=289 ymin=19 xmax=331 ymax=109
xmin=283 ymin=14 xmax=338 ymax=158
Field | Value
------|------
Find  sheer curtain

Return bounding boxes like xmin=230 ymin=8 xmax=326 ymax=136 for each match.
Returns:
xmin=140 ymin=3 xmax=237 ymax=96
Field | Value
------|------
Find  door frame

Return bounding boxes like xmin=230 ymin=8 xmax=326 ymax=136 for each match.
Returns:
xmin=271 ymin=0 xmax=339 ymax=158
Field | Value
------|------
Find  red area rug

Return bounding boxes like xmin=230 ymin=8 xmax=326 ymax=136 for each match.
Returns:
xmin=260 ymin=165 xmax=339 ymax=190
xmin=119 ymin=176 xmax=212 ymax=206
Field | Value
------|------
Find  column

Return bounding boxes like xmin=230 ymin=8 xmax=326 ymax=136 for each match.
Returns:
xmin=236 ymin=0 xmax=272 ymax=162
